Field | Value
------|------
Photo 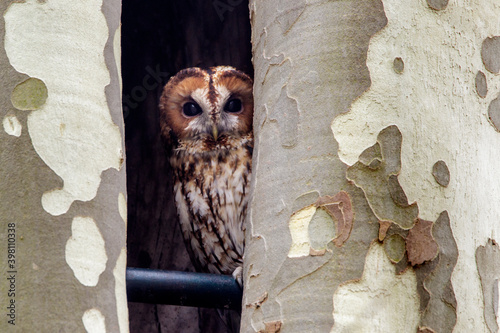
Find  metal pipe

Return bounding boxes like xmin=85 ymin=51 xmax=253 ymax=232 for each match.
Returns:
xmin=126 ymin=267 xmax=242 ymax=310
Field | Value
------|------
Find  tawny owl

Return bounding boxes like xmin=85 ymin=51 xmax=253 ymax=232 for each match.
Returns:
xmin=159 ymin=66 xmax=253 ymax=284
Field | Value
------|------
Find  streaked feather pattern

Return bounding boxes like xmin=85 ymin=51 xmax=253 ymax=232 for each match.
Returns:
xmin=159 ymin=66 xmax=253 ymax=281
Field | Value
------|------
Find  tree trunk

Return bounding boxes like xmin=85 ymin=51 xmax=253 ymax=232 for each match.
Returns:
xmin=0 ymin=1 xmax=128 ymax=332
xmin=243 ymin=0 xmax=500 ymax=332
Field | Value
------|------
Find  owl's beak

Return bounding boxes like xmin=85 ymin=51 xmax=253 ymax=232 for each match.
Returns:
xmin=212 ymin=125 xmax=218 ymax=140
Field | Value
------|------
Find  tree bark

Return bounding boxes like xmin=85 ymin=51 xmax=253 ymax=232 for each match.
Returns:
xmin=243 ymin=0 xmax=500 ymax=332
xmin=0 ymin=1 xmax=127 ymax=332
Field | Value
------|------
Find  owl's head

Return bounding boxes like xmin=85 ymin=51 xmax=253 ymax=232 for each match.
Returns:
xmin=159 ymin=66 xmax=253 ymax=150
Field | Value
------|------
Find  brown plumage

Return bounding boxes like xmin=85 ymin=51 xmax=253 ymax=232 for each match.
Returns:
xmin=159 ymin=66 xmax=253 ymax=283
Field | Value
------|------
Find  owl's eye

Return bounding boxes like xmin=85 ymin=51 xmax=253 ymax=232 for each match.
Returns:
xmin=182 ymin=102 xmax=202 ymax=117
xmin=224 ymin=98 xmax=242 ymax=113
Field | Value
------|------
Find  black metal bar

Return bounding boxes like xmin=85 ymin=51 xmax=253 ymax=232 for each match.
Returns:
xmin=126 ymin=267 xmax=242 ymax=310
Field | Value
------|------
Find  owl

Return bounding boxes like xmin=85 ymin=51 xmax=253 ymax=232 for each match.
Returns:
xmin=159 ymin=66 xmax=253 ymax=285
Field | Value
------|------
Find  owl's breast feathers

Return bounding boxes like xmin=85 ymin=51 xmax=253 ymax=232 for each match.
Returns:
xmin=170 ymin=133 xmax=253 ymax=275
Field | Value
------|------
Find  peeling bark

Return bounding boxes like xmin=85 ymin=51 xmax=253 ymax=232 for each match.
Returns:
xmin=244 ymin=0 xmax=497 ymax=332
xmin=0 ymin=1 xmax=127 ymax=331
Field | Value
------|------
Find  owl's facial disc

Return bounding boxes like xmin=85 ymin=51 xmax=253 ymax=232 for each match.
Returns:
xmin=159 ymin=66 xmax=253 ymax=147
xmin=183 ymin=90 xmax=242 ymax=142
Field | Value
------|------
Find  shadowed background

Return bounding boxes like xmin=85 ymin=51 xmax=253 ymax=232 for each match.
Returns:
xmin=121 ymin=0 xmax=252 ymax=331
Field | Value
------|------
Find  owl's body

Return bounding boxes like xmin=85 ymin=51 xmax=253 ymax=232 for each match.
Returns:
xmin=160 ymin=66 xmax=253 ymax=279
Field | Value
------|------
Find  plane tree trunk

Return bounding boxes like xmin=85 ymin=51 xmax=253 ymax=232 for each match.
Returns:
xmin=0 ymin=1 xmax=128 ymax=332
xmin=242 ymin=1 xmax=500 ymax=332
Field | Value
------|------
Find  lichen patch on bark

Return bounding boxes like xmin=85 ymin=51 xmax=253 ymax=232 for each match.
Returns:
xmin=10 ymin=77 xmax=47 ymax=111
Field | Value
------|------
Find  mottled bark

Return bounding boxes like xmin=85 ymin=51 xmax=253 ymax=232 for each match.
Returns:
xmin=244 ymin=0 xmax=500 ymax=332
xmin=0 ymin=1 xmax=127 ymax=332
